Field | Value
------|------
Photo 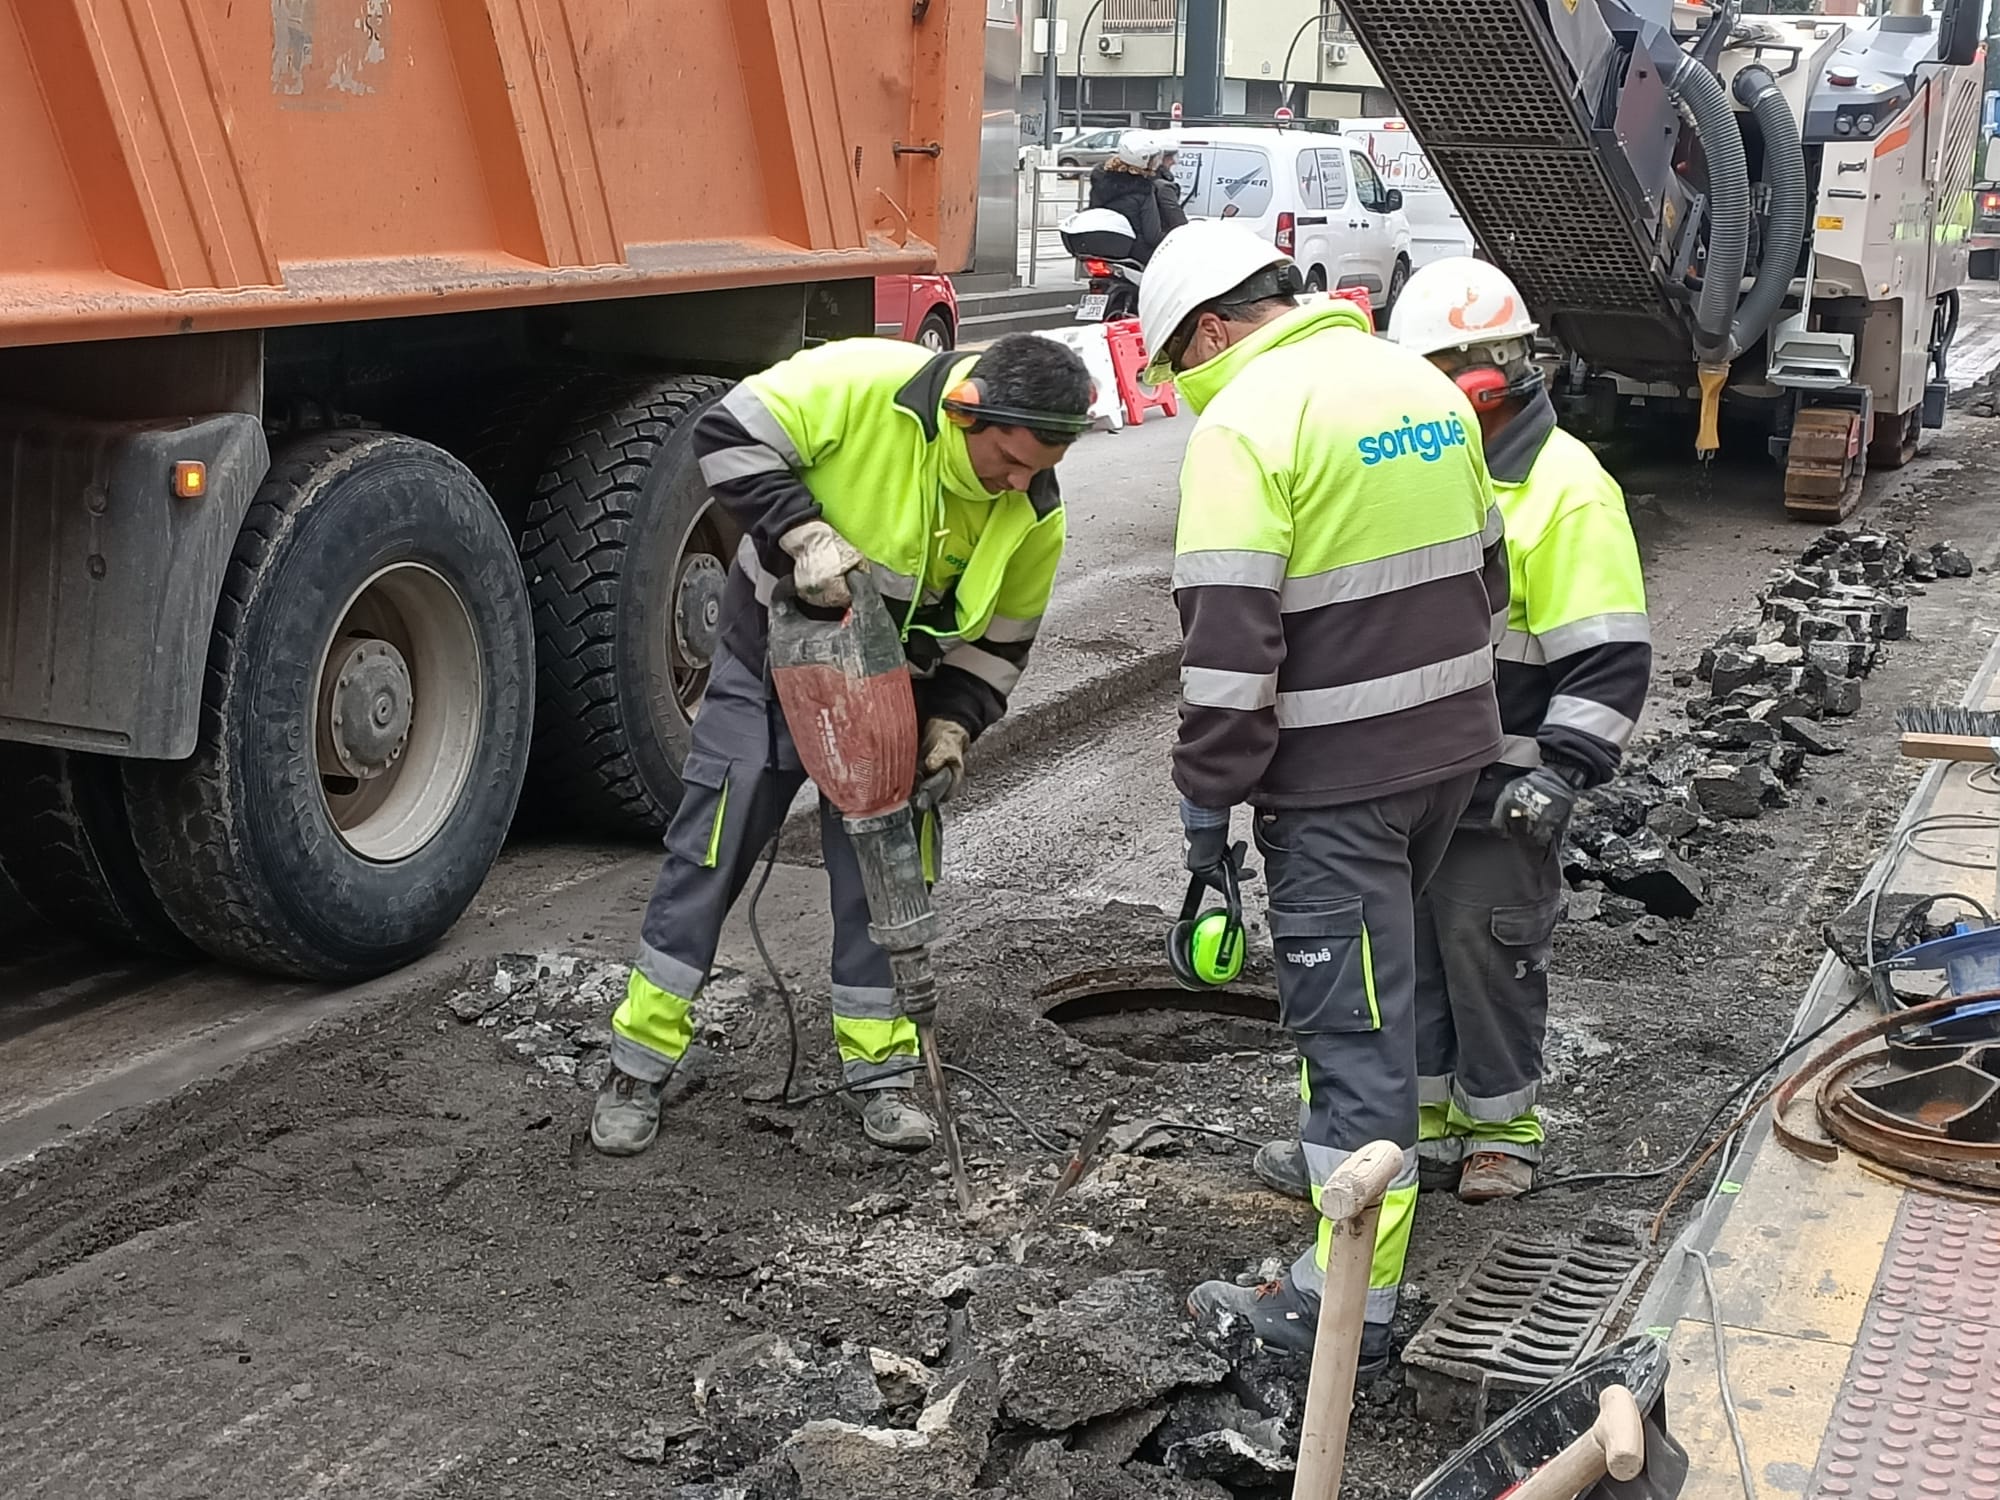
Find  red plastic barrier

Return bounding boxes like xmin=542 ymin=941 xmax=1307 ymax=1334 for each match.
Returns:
xmin=1103 ymin=316 xmax=1179 ymax=426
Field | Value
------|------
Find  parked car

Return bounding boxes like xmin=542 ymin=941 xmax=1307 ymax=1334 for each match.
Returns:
xmin=875 ymin=274 xmax=959 ymax=350
xmin=1056 ymin=127 xmax=1126 ymax=178
xmin=1341 ymin=118 xmax=1476 ymax=270
xmin=1165 ymin=126 xmax=1416 ymax=315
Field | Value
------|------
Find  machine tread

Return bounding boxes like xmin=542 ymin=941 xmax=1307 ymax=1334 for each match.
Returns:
xmin=520 ymin=374 xmax=732 ymax=834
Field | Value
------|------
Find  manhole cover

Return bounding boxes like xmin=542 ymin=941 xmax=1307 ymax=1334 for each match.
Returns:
xmin=1402 ymin=1232 xmax=1648 ymax=1427
xmin=1040 ymin=966 xmax=1282 ymax=1065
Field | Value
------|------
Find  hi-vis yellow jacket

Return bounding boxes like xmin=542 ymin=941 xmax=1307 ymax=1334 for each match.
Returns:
xmin=1170 ymin=300 xmax=1506 ymax=809
xmin=693 ymin=338 xmax=1065 ymax=738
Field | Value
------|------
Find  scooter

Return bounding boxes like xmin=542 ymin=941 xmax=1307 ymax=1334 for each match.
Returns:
xmin=1058 ymin=208 xmax=1144 ymax=323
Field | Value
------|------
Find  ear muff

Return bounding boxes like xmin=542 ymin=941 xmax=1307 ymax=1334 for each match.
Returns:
xmin=1454 ymin=366 xmax=1511 ymax=409
xmin=942 ymin=377 xmax=1094 ymax=438
xmin=1166 ymin=854 xmax=1247 ymax=990
xmin=1453 ymin=363 xmax=1544 ymax=410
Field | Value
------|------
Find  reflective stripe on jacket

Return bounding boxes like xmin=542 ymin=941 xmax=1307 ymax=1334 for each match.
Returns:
xmin=1169 ymin=301 xmax=1506 ymax=810
xmin=1484 ymin=392 xmax=1651 ymax=786
xmin=692 ymin=339 xmax=1065 ymax=738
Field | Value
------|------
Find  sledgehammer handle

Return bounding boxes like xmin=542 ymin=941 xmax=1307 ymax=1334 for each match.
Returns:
xmin=1292 ymin=1139 xmax=1405 ymax=1500
xmin=1505 ymin=1385 xmax=1648 ymax=1500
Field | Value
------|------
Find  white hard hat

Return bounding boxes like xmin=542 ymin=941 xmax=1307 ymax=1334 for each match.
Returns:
xmin=1387 ymin=256 xmax=1538 ymax=357
xmin=1138 ymin=221 xmax=1295 ymax=381
xmin=1115 ymin=129 xmax=1171 ymax=168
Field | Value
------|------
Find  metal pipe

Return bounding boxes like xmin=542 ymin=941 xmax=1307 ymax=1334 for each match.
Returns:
xmin=1042 ymin=0 xmax=1061 ymax=147
xmin=1889 ymin=0 xmax=1924 ymax=18
xmin=1073 ymin=0 xmax=1108 ymax=132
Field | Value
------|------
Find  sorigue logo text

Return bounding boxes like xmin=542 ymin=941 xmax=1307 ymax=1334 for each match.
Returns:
xmin=1358 ymin=414 xmax=1470 ymax=467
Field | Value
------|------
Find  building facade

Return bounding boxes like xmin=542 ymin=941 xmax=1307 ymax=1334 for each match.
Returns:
xmin=1019 ymin=1 xmax=1395 ymax=131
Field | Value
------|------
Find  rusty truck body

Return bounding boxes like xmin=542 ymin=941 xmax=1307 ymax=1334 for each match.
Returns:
xmin=0 ymin=0 xmax=986 ymax=978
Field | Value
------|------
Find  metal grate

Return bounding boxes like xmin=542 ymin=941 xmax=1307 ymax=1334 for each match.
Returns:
xmin=1100 ymin=0 xmax=1176 ymax=34
xmin=1429 ymin=146 xmax=1663 ymax=310
xmin=1403 ymin=1233 xmax=1649 ymax=1427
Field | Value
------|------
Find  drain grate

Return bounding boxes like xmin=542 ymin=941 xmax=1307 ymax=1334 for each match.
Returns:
xmin=1403 ymin=1232 xmax=1649 ymax=1426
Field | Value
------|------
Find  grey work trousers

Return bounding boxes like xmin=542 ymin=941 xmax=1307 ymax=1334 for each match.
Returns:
xmin=608 ymin=648 xmax=920 ymax=1090
xmin=1253 ymin=771 xmax=1477 ymax=1325
xmin=1413 ymin=805 xmax=1564 ymax=1166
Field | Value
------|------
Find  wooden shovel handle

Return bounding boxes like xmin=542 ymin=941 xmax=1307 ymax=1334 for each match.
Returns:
xmin=1505 ymin=1385 xmax=1647 ymax=1500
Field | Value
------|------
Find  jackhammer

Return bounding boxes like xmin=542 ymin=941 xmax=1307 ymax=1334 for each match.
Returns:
xmin=765 ymin=568 xmax=974 ymax=1213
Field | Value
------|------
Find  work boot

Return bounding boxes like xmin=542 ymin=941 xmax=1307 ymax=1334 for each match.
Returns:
xmin=854 ymin=1088 xmax=936 ymax=1152
xmin=1252 ymin=1139 xmax=1313 ymax=1201
xmin=1186 ymin=1275 xmax=1322 ymax=1355
xmin=1254 ymin=1139 xmax=1458 ymax=1200
xmin=590 ymin=1066 xmax=668 ymax=1157
xmin=1458 ymin=1151 xmax=1535 ymax=1203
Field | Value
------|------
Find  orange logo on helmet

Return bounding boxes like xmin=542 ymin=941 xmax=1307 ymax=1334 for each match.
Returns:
xmin=1446 ymin=286 xmax=1519 ymax=332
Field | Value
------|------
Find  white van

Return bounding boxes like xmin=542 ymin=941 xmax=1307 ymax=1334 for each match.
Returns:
xmin=1165 ymin=126 xmax=1416 ymax=315
xmin=1341 ymin=118 xmax=1476 ymax=270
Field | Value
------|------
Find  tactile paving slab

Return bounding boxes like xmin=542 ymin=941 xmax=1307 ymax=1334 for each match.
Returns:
xmin=1809 ymin=1194 xmax=2000 ymax=1498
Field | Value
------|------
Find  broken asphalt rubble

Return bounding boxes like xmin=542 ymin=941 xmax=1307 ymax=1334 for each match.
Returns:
xmin=1559 ymin=524 xmax=1962 ymax=930
xmin=599 ymin=1268 xmax=1308 ymax=1499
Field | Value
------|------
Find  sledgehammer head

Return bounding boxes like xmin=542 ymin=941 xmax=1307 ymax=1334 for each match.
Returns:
xmin=767 ymin=570 xmax=919 ymax=820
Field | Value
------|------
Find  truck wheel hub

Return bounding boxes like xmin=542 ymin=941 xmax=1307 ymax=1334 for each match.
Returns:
xmin=675 ymin=552 xmax=726 ymax=667
xmin=323 ymin=636 xmax=413 ymax=779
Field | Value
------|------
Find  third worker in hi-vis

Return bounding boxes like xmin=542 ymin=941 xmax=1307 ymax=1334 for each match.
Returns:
xmin=1256 ymin=257 xmax=1650 ymax=1209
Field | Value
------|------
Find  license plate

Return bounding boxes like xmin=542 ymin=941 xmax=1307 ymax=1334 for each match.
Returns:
xmin=1076 ymin=294 xmax=1109 ymax=321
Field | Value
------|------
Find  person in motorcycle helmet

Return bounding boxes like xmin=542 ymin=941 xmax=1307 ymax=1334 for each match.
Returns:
xmin=1087 ymin=130 xmax=1171 ymax=263
xmin=1153 ymin=144 xmax=1189 ymax=237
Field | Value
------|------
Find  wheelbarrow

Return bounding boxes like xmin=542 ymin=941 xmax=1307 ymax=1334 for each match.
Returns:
xmin=1288 ymin=1141 xmax=1687 ymax=1500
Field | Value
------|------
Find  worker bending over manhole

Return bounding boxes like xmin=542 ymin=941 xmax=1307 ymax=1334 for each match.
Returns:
xmin=589 ymin=332 xmax=1094 ymax=1158
xmin=1137 ymin=221 xmax=1508 ymax=1376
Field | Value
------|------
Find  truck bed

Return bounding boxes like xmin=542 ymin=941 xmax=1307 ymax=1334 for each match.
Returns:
xmin=0 ymin=0 xmax=981 ymax=346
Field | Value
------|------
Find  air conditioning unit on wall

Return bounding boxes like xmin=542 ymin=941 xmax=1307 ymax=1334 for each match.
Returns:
xmin=1324 ymin=41 xmax=1350 ymax=66
xmin=1098 ymin=34 xmax=1123 ymax=56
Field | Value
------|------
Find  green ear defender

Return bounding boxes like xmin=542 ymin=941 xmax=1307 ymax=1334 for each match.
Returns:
xmin=1168 ymin=846 xmax=1247 ymax=990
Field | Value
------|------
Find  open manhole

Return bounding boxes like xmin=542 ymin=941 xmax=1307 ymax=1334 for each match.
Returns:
xmin=1040 ymin=966 xmax=1284 ymax=1064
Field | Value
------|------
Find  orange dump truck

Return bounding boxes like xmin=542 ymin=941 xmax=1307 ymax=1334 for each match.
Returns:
xmin=0 ymin=0 xmax=985 ymax=978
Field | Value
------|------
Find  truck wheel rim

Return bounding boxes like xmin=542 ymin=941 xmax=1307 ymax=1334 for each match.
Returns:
xmin=313 ymin=563 xmax=483 ymax=863
xmin=669 ymin=506 xmax=733 ymax=717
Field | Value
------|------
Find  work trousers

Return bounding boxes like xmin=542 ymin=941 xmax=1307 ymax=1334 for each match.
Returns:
xmin=1413 ymin=799 xmax=1563 ymax=1167
xmin=1255 ymin=772 xmax=1477 ymax=1328
xmin=609 ymin=649 xmax=920 ymax=1091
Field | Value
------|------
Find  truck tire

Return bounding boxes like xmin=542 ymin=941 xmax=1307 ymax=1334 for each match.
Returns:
xmin=520 ymin=375 xmax=736 ymax=835
xmin=123 ymin=432 xmax=534 ymax=980
xmin=0 ymin=746 xmax=194 ymax=956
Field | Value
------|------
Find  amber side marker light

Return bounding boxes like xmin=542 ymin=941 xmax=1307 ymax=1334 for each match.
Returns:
xmin=172 ymin=460 xmax=207 ymax=499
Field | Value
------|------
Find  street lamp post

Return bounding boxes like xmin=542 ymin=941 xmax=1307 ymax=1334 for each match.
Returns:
xmin=1073 ymin=0 xmax=1109 ymax=132
xmin=1279 ymin=7 xmax=1332 ymax=118
xmin=1042 ymin=0 xmax=1061 ymax=146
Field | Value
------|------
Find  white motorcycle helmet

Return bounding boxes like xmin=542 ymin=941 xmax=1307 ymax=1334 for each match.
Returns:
xmin=1114 ymin=129 xmax=1172 ymax=170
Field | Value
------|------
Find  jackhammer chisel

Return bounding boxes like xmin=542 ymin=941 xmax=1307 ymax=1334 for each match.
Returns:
xmin=765 ymin=569 xmax=975 ymax=1214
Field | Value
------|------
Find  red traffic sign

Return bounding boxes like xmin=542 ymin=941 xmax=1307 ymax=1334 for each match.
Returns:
xmin=1170 ymin=101 xmax=1183 ymax=120
xmin=1274 ymin=106 xmax=1293 ymax=121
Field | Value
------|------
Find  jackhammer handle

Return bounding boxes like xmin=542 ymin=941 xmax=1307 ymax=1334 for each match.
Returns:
xmin=1505 ymin=1385 xmax=1647 ymax=1500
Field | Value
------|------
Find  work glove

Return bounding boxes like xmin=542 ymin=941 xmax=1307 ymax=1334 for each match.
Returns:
xmin=915 ymin=718 xmax=971 ymax=809
xmin=1489 ymin=763 xmax=1583 ymax=848
xmin=778 ymin=519 xmax=866 ymax=609
xmin=1181 ymin=799 xmax=1251 ymax=887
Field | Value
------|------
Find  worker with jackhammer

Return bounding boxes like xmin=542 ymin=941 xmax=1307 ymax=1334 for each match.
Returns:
xmin=1139 ymin=221 xmax=1508 ymax=1373
xmin=1252 ymin=258 xmax=1650 ymax=1206
xmin=589 ymin=333 xmax=1095 ymax=1159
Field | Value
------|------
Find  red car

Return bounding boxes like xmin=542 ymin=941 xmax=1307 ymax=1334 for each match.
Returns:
xmin=875 ymin=273 xmax=959 ymax=350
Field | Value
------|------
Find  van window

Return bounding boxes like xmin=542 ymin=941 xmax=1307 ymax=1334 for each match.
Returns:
xmin=1173 ymin=146 xmax=1273 ymax=220
xmin=1350 ymin=151 xmax=1390 ymax=213
xmin=1315 ymin=148 xmax=1349 ymax=209
xmin=1294 ymin=151 xmax=1325 ymax=211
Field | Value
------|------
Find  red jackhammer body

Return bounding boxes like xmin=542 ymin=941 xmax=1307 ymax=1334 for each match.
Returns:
xmin=765 ymin=570 xmax=973 ymax=1211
